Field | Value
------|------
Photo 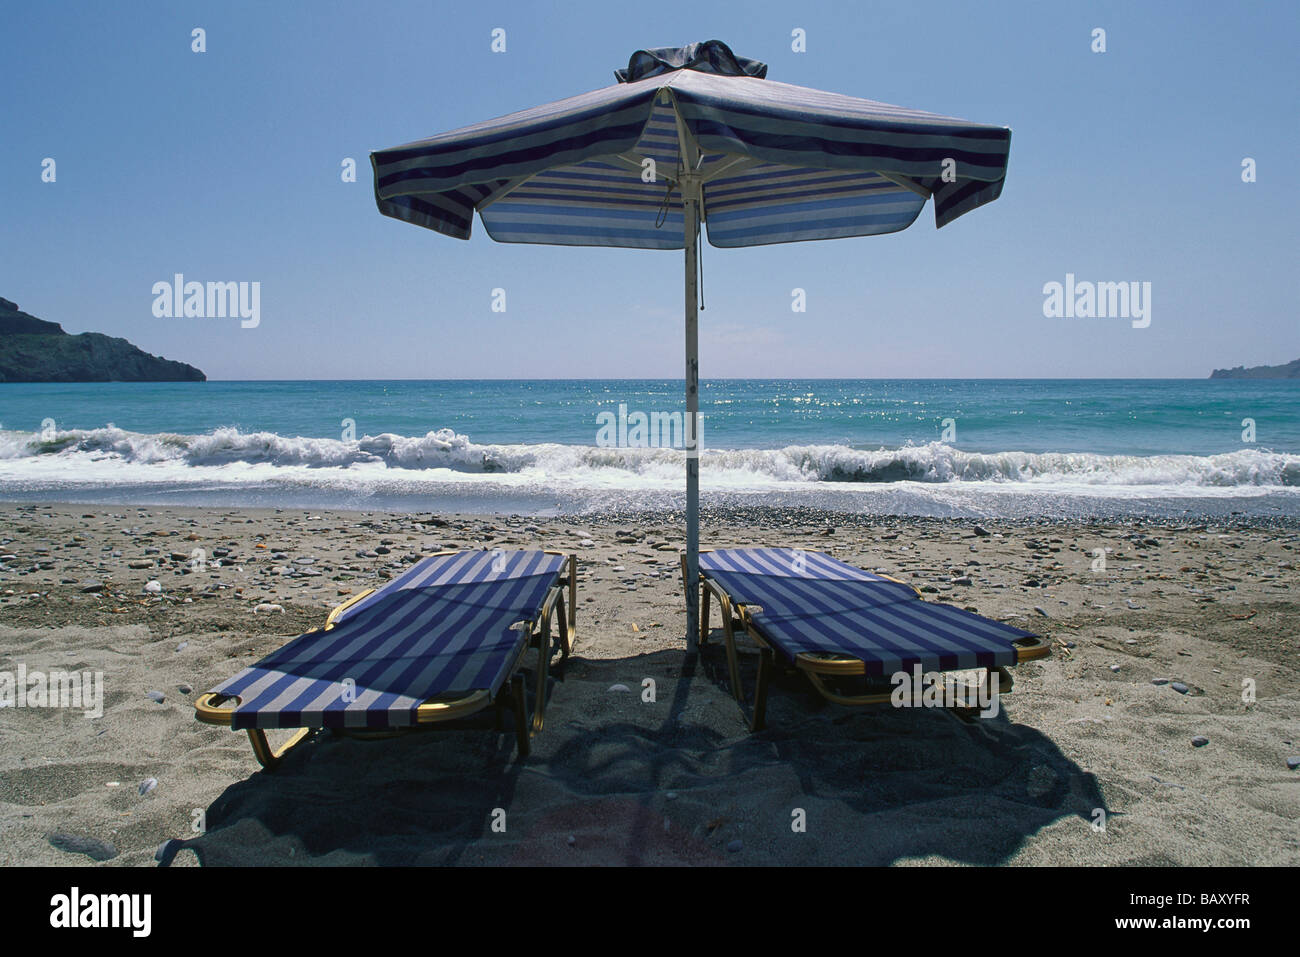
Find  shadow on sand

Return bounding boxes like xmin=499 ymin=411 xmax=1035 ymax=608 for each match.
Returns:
xmin=165 ymin=645 xmax=1107 ymax=866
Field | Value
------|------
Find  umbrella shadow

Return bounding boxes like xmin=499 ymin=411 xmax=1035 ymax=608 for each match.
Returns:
xmin=690 ymin=643 xmax=1113 ymax=864
xmin=164 ymin=647 xmax=1108 ymax=866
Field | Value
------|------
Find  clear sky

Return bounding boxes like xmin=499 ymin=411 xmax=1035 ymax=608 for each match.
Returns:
xmin=3 ymin=0 xmax=1297 ymax=380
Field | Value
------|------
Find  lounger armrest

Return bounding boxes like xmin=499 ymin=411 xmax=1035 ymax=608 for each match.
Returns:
xmin=194 ymin=692 xmax=237 ymax=726
xmin=1012 ymin=634 xmax=1051 ymax=661
xmin=325 ymin=588 xmax=376 ymax=628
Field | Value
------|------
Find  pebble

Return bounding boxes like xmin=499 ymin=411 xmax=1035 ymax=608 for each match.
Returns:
xmin=143 ymin=580 xmax=162 ymax=594
xmin=973 ymin=525 xmax=991 ymax=537
xmin=727 ymin=839 xmax=743 ymax=853
xmin=1033 ymin=606 xmax=1049 ymax=617
xmin=1109 ymin=664 xmax=1121 ymax=672
xmin=139 ymin=777 xmax=158 ymax=796
xmin=146 ymin=690 xmax=165 ymax=704
xmin=178 ymin=683 xmax=193 ymax=695
xmin=1191 ymin=736 xmax=1209 ymax=748
xmin=79 ymin=580 xmax=104 ymax=593
xmin=254 ymin=603 xmax=284 ymax=614
xmin=567 ymin=835 xmax=576 ymax=846
xmin=128 ymin=560 xmax=153 ymax=569
xmin=1170 ymin=682 xmax=1190 ymax=694
xmin=1286 ymin=757 xmax=1300 ymax=771
xmin=608 ymin=684 xmax=630 ymax=693
xmin=175 ymin=641 xmax=188 ymax=652
xmin=1151 ymin=678 xmax=1169 ymax=685
xmin=47 ymin=833 xmax=118 ymax=861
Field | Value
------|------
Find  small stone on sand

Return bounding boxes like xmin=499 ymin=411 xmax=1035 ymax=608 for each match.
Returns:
xmin=47 ymin=832 xmax=117 ymax=861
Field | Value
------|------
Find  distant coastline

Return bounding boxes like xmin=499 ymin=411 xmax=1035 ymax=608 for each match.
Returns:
xmin=0 ymin=297 xmax=205 ymax=383
xmin=1210 ymin=358 xmax=1300 ymax=380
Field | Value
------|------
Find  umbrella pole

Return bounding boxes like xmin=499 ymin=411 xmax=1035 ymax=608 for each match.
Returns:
xmin=683 ymin=176 xmax=700 ymax=654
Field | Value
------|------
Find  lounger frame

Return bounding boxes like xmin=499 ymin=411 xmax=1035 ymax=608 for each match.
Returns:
xmin=195 ymin=550 xmax=578 ymax=768
xmin=683 ymin=549 xmax=1050 ymax=731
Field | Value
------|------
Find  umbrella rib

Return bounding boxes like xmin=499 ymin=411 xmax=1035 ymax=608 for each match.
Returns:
xmin=878 ymin=172 xmax=932 ymax=198
xmin=698 ymin=154 xmax=767 ymax=184
xmin=477 ymin=171 xmax=544 ymax=211
xmin=609 ymin=152 xmax=656 ymax=176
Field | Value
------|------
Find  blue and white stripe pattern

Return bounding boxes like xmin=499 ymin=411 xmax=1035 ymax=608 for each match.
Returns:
xmin=372 ymin=42 xmax=1010 ymax=248
xmin=701 ymin=548 xmax=1036 ymax=676
xmin=210 ymin=550 xmax=566 ymax=730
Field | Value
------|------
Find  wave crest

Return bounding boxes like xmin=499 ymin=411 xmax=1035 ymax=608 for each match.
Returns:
xmin=0 ymin=428 xmax=1296 ymax=487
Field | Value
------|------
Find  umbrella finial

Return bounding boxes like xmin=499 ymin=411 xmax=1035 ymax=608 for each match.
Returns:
xmin=615 ymin=40 xmax=767 ymax=83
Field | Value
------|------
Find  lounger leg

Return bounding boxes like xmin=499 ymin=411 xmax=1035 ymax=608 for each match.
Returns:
xmin=510 ymin=674 xmax=531 ymax=757
xmin=700 ymin=583 xmax=711 ymax=648
xmin=567 ymin=554 xmax=577 ymax=654
xmin=950 ymin=668 xmax=1013 ymax=723
xmin=246 ymin=727 xmax=313 ymax=771
xmin=720 ymin=597 xmax=743 ymax=703
xmin=532 ymin=611 xmax=552 ymax=735
xmin=555 ymin=592 xmax=571 ymax=661
xmin=750 ymin=648 xmax=774 ymax=732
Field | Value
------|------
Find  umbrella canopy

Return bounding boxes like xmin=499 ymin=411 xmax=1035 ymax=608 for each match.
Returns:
xmin=371 ymin=40 xmax=1011 ymax=649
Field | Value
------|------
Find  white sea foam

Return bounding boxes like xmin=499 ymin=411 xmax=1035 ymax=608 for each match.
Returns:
xmin=0 ymin=427 xmax=1297 ymax=492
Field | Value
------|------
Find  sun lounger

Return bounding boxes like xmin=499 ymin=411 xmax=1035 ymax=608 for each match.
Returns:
xmin=684 ymin=547 xmax=1049 ymax=730
xmin=195 ymin=549 xmax=577 ymax=768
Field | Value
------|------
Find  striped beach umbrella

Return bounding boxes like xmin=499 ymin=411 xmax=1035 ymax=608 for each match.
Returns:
xmin=370 ymin=40 xmax=1011 ymax=649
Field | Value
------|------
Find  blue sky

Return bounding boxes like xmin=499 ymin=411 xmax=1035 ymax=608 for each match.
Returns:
xmin=3 ymin=0 xmax=1297 ymax=380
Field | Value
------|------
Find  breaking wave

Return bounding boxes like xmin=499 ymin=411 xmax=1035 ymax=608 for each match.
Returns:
xmin=1 ymin=427 xmax=1297 ymax=489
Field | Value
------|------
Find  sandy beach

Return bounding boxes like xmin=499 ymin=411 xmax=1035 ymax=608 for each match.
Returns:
xmin=1 ymin=501 xmax=1296 ymax=866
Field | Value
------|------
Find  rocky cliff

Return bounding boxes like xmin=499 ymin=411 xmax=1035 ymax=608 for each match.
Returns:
xmin=1209 ymin=359 xmax=1300 ymax=380
xmin=0 ymin=298 xmax=206 ymax=382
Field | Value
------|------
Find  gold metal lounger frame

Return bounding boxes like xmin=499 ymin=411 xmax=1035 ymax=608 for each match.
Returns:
xmin=195 ymin=550 xmax=578 ymax=769
xmin=682 ymin=550 xmax=1050 ymax=731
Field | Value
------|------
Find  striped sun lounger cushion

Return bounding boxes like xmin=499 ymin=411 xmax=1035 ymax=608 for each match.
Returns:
xmin=700 ymin=548 xmax=1036 ymax=677
xmin=210 ymin=551 xmax=566 ymax=730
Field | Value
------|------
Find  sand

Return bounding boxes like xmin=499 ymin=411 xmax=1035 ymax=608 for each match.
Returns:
xmin=1 ymin=502 xmax=1296 ymax=866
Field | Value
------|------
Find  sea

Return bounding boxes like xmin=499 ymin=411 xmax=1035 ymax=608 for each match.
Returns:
xmin=1 ymin=379 xmax=1297 ymax=521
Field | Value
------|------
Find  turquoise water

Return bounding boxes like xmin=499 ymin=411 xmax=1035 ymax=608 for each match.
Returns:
xmin=4 ymin=378 xmax=1299 ymax=453
xmin=1 ymin=379 xmax=1297 ymax=518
